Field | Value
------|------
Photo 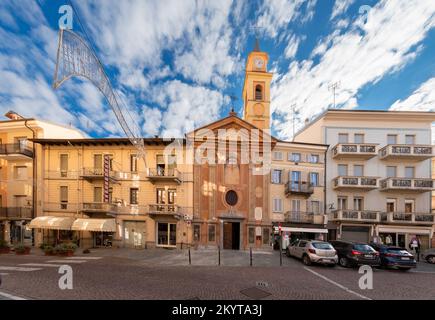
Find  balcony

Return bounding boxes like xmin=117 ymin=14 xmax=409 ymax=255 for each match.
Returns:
xmin=380 ymin=212 xmax=435 ymax=226
xmin=80 ymin=168 xmax=121 ymax=183
xmin=330 ymin=210 xmax=380 ymax=223
xmin=332 ymin=143 xmax=377 ymax=160
xmin=146 ymin=168 xmax=181 ymax=184
xmin=380 ymin=178 xmax=433 ymax=193
xmin=333 ymin=176 xmax=379 ymax=191
xmin=44 ymin=202 xmax=81 ymax=213
xmin=285 ymin=181 xmax=314 ymax=197
xmin=0 ymin=143 xmax=33 ymax=160
xmin=82 ymin=202 xmax=119 ymax=214
xmin=285 ymin=211 xmax=314 ymax=224
xmin=379 ymin=144 xmax=433 ymax=161
xmin=46 ymin=171 xmax=80 ymax=179
xmin=0 ymin=207 xmax=33 ymax=219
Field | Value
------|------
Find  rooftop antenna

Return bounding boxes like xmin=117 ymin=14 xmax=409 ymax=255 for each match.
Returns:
xmin=328 ymin=81 xmax=341 ymax=109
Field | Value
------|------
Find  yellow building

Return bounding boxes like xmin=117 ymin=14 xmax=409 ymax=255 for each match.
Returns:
xmin=31 ymin=138 xmax=193 ymax=249
xmin=0 ymin=111 xmax=84 ymax=245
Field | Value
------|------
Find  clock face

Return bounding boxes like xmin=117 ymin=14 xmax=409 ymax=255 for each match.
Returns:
xmin=254 ymin=58 xmax=264 ymax=69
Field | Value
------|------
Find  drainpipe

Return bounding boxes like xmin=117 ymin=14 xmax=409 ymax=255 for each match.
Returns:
xmin=24 ymin=120 xmax=36 ymax=246
xmin=323 ymin=145 xmax=329 ymax=238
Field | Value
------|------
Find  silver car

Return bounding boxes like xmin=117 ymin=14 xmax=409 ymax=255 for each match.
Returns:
xmin=286 ymin=240 xmax=338 ymax=266
xmin=422 ymin=248 xmax=435 ymax=264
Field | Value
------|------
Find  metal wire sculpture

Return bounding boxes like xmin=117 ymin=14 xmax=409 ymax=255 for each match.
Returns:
xmin=53 ymin=29 xmax=147 ymax=165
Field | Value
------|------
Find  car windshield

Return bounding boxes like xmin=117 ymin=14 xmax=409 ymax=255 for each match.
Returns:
xmin=353 ymin=244 xmax=375 ymax=252
xmin=312 ymin=242 xmax=333 ymax=250
xmin=387 ymin=248 xmax=410 ymax=255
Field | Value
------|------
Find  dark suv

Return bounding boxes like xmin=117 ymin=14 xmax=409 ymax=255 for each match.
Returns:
xmin=370 ymin=243 xmax=416 ymax=270
xmin=330 ymin=240 xmax=380 ymax=268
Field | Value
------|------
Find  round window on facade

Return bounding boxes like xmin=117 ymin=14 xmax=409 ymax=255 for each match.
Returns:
xmin=225 ymin=190 xmax=238 ymax=206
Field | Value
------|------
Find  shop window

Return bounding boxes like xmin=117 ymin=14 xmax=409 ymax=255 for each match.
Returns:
xmin=262 ymin=228 xmax=270 ymax=245
xmin=193 ymin=224 xmax=201 ymax=242
xmin=248 ymin=227 xmax=255 ymax=244
xmin=157 ymin=223 xmax=176 ymax=246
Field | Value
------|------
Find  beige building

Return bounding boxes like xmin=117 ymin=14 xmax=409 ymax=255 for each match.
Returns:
xmin=270 ymin=141 xmax=328 ymax=245
xmin=31 ymin=138 xmax=193 ymax=249
xmin=0 ymin=111 xmax=84 ymax=245
xmin=295 ymin=109 xmax=435 ymax=249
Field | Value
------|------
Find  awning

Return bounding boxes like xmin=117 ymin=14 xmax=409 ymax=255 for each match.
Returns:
xmin=71 ymin=218 xmax=116 ymax=232
xmin=274 ymin=226 xmax=328 ymax=234
xmin=28 ymin=216 xmax=75 ymax=230
xmin=378 ymin=226 xmax=431 ymax=235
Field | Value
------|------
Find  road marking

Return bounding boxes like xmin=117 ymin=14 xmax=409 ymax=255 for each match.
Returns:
xmin=47 ymin=260 xmax=86 ymax=264
xmin=0 ymin=266 xmax=42 ymax=272
xmin=19 ymin=263 xmax=65 ymax=268
xmin=304 ymin=267 xmax=372 ymax=300
xmin=64 ymin=256 xmax=102 ymax=260
xmin=0 ymin=273 xmax=9 ymax=276
xmin=0 ymin=290 xmax=27 ymax=300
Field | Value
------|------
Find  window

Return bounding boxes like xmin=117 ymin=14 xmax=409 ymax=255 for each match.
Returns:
xmin=130 ymin=188 xmax=138 ymax=205
xmin=353 ymin=165 xmax=364 ymax=177
xmin=262 ymin=228 xmax=270 ymax=245
xmin=291 ymin=171 xmax=301 ymax=184
xmin=168 ymin=189 xmax=176 ymax=211
xmin=130 ymin=154 xmax=138 ymax=172
xmin=298 ymin=240 xmax=307 ymax=247
xmin=310 ymin=201 xmax=321 ymax=214
xmin=309 ymin=172 xmax=319 ymax=186
xmin=308 ymin=154 xmax=319 ymax=163
xmin=338 ymin=133 xmax=349 ymax=143
xmin=94 ymin=154 xmax=102 ymax=170
xmin=273 ymin=151 xmax=283 ymax=160
xmin=386 ymin=199 xmax=396 ymax=212
xmin=193 ymin=224 xmax=200 ymax=242
xmin=354 ymin=134 xmax=364 ymax=144
xmin=255 ymin=85 xmax=263 ymax=101
xmin=271 ymin=169 xmax=282 ymax=184
xmin=405 ymin=135 xmax=415 ymax=145
xmin=60 ymin=154 xmax=68 ymax=177
xmin=208 ymin=225 xmax=216 ymax=242
xmin=94 ymin=187 xmax=102 ymax=203
xmin=338 ymin=164 xmax=348 ymax=176
xmin=248 ymin=227 xmax=255 ymax=244
xmin=387 ymin=134 xmax=397 ymax=145
xmin=14 ymin=166 xmax=27 ymax=180
xmin=338 ymin=196 xmax=347 ymax=210
xmin=353 ymin=197 xmax=363 ymax=211
xmin=273 ymin=198 xmax=283 ymax=212
xmin=14 ymin=137 xmax=28 ymax=149
xmin=290 ymin=153 xmax=301 ymax=162
xmin=405 ymin=200 xmax=414 ymax=213
xmin=156 ymin=155 xmax=165 ymax=175
xmin=60 ymin=186 xmax=68 ymax=209
xmin=167 ymin=154 xmax=177 ymax=171
xmin=156 ymin=188 xmax=165 ymax=204
xmin=405 ymin=167 xmax=415 ymax=178
xmin=225 ymin=190 xmax=238 ymax=206
xmin=386 ymin=166 xmax=397 ymax=178
xmin=292 ymin=199 xmax=301 ymax=212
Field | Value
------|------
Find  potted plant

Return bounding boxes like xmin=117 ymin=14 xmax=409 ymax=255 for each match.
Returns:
xmin=14 ymin=244 xmax=31 ymax=255
xmin=55 ymin=243 xmax=77 ymax=257
xmin=0 ymin=240 xmax=11 ymax=254
xmin=43 ymin=245 xmax=56 ymax=256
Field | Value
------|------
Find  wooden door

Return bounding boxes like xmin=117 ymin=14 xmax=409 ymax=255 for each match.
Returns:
xmin=223 ymin=222 xmax=232 ymax=249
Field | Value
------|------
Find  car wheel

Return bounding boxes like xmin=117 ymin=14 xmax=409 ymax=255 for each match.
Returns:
xmin=339 ymin=257 xmax=348 ymax=268
xmin=426 ymin=255 xmax=435 ymax=264
xmin=302 ymin=255 xmax=312 ymax=266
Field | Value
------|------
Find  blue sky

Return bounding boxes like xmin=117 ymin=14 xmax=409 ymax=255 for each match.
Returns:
xmin=0 ymin=0 xmax=434 ymax=140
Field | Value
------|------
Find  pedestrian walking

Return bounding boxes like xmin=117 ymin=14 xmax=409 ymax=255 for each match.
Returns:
xmin=409 ymin=236 xmax=421 ymax=262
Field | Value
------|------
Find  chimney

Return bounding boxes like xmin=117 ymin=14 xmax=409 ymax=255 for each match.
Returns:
xmin=4 ymin=111 xmax=24 ymax=120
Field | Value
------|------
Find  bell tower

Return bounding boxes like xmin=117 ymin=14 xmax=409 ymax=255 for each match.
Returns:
xmin=242 ymin=41 xmax=273 ymax=130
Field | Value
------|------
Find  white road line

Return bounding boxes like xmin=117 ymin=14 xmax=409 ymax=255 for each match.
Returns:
xmin=19 ymin=263 xmax=64 ymax=268
xmin=0 ymin=290 xmax=27 ymax=300
xmin=47 ymin=260 xmax=86 ymax=264
xmin=0 ymin=273 xmax=9 ymax=276
xmin=65 ymin=256 xmax=102 ymax=260
xmin=0 ymin=266 xmax=42 ymax=272
xmin=304 ymin=267 xmax=372 ymax=300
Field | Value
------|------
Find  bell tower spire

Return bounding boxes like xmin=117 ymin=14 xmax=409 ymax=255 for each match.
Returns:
xmin=242 ymin=40 xmax=273 ymax=130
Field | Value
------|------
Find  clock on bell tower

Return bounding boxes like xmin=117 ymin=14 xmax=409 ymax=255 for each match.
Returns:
xmin=242 ymin=42 xmax=273 ymax=131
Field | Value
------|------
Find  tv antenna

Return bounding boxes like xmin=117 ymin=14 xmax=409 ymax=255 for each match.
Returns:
xmin=328 ymin=81 xmax=341 ymax=109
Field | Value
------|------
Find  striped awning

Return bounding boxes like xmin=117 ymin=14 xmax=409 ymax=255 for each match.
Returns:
xmin=71 ymin=218 xmax=116 ymax=232
xmin=28 ymin=216 xmax=75 ymax=230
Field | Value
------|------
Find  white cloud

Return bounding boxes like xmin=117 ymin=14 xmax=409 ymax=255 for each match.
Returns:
xmin=330 ymin=0 xmax=355 ymax=20
xmin=142 ymin=107 xmax=163 ymax=137
xmin=390 ymin=78 xmax=435 ymax=111
xmin=284 ymin=35 xmax=300 ymax=59
xmin=272 ymin=0 xmax=435 ymax=140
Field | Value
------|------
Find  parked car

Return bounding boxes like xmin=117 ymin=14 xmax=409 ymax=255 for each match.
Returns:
xmin=421 ymin=248 xmax=435 ymax=264
xmin=330 ymin=240 xmax=380 ymax=268
xmin=286 ymin=240 xmax=338 ymax=266
xmin=370 ymin=243 xmax=416 ymax=270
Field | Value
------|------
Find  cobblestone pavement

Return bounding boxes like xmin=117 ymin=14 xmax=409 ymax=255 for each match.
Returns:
xmin=0 ymin=248 xmax=435 ymax=300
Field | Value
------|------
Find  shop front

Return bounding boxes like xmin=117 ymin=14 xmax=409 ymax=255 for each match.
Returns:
xmin=71 ymin=218 xmax=116 ymax=248
xmin=377 ymin=225 xmax=432 ymax=251
xmin=29 ymin=216 xmax=76 ymax=246
xmin=273 ymin=225 xmax=328 ymax=250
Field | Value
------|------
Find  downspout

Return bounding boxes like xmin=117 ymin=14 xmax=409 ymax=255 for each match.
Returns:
xmin=323 ymin=144 xmax=329 ymax=237
xmin=24 ymin=120 xmax=36 ymax=246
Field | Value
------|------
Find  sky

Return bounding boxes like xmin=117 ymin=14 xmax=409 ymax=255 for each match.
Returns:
xmin=0 ymin=0 xmax=434 ymax=140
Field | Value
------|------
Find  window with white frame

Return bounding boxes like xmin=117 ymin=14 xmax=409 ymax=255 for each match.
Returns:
xmin=273 ymin=198 xmax=283 ymax=212
xmin=271 ymin=169 xmax=282 ymax=184
xmin=308 ymin=154 xmax=319 ymax=163
xmin=290 ymin=152 xmax=301 ymax=162
xmin=273 ymin=151 xmax=283 ymax=160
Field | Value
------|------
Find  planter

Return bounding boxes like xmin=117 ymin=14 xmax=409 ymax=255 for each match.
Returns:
xmin=15 ymin=247 xmax=31 ymax=255
xmin=0 ymin=247 xmax=11 ymax=254
xmin=57 ymin=250 xmax=74 ymax=257
xmin=44 ymin=251 xmax=57 ymax=256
